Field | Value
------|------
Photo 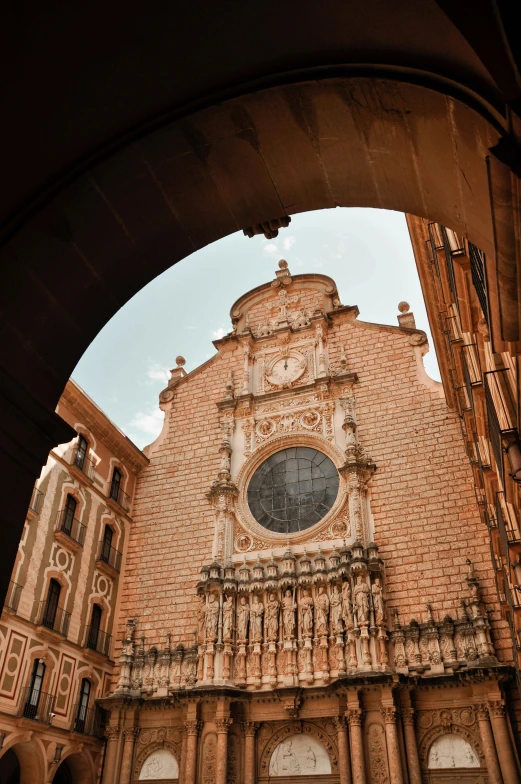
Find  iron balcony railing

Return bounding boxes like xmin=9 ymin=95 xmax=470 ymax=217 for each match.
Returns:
xmin=83 ymin=624 xmax=112 ymax=657
xmin=70 ymin=446 xmax=95 ymax=480
xmin=55 ymin=509 xmax=86 ymax=546
xmin=36 ymin=600 xmax=71 ymax=637
xmin=108 ymin=483 xmax=130 ymax=512
xmin=469 ymin=241 xmax=490 ymax=328
xmin=28 ymin=486 xmax=44 ymax=516
xmin=19 ymin=687 xmax=55 ymax=722
xmin=96 ymin=541 xmax=122 ymax=573
xmin=4 ymin=581 xmax=22 ymax=613
xmin=72 ymin=704 xmax=105 ymax=737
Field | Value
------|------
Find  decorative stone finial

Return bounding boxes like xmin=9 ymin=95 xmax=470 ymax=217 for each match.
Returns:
xmin=278 ymin=259 xmax=289 ymax=270
xmin=397 ymin=302 xmax=416 ymax=329
xmin=176 ymin=355 xmax=186 ymax=367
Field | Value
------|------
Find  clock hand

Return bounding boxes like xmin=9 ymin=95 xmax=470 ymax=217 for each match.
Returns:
xmin=284 ymin=360 xmax=288 ymax=370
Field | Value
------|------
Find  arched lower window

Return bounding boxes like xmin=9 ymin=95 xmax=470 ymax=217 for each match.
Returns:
xmin=87 ymin=604 xmax=102 ymax=651
xmin=43 ymin=578 xmax=61 ymax=630
xmin=74 ymin=434 xmax=89 ymax=471
xmin=101 ymin=525 xmax=114 ymax=563
xmin=74 ymin=678 xmax=91 ymax=733
xmin=110 ymin=467 xmax=122 ymax=502
xmin=62 ymin=493 xmax=77 ymax=536
xmin=23 ymin=658 xmax=45 ymax=719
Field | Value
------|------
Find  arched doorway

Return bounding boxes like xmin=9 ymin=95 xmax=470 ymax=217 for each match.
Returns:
xmin=52 ymin=752 xmax=93 ymax=784
xmin=0 ymin=749 xmax=19 ymax=784
xmin=0 ymin=740 xmax=46 ymax=784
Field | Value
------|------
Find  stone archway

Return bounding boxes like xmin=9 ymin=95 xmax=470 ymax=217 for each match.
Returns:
xmin=0 ymin=68 xmax=518 ymax=603
xmin=259 ymin=722 xmax=338 ymax=779
xmin=52 ymin=751 xmax=95 ymax=784
xmin=133 ymin=742 xmax=180 ymax=783
xmin=0 ymin=737 xmax=46 ymax=784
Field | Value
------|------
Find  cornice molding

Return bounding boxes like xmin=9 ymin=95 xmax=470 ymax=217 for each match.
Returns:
xmin=61 ymin=380 xmax=148 ymax=473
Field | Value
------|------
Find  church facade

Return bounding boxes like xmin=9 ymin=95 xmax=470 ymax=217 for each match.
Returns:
xmin=103 ymin=261 xmax=519 ymax=784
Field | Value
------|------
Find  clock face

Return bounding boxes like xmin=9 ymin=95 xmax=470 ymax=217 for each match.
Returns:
xmin=247 ymin=447 xmax=339 ymax=534
xmin=268 ymin=355 xmax=305 ymax=386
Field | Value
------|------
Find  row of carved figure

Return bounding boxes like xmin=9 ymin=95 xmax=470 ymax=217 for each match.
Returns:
xmin=199 ymin=576 xmax=385 ymax=647
xmin=115 ymin=560 xmax=498 ymax=694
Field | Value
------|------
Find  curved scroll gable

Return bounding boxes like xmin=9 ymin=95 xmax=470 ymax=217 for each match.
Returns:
xmin=259 ymin=722 xmax=338 ymax=777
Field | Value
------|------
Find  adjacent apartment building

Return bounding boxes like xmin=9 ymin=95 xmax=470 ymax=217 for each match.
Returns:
xmin=0 ymin=380 xmax=148 ymax=784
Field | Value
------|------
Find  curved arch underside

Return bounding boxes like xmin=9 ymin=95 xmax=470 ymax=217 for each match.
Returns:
xmin=1 ymin=0 xmax=521 ymax=604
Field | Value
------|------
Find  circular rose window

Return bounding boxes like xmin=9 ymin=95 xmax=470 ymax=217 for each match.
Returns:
xmin=247 ymin=447 xmax=339 ymax=534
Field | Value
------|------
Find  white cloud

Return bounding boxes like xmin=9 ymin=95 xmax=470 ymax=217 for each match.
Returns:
xmin=283 ymin=235 xmax=296 ymax=251
xmin=264 ymin=243 xmax=278 ymax=254
xmin=146 ymin=362 xmax=170 ymax=384
xmin=129 ymin=408 xmax=164 ymax=437
xmin=212 ymin=327 xmax=227 ymax=340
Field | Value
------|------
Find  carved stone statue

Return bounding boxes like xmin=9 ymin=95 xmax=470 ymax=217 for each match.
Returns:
xmin=354 ymin=576 xmax=370 ymax=625
xmin=266 ymin=593 xmax=280 ymax=641
xmin=282 ymin=589 xmax=296 ymax=639
xmin=205 ymin=593 xmax=219 ymax=641
xmin=300 ymin=589 xmax=314 ymax=637
xmin=342 ymin=581 xmax=353 ymax=628
xmin=223 ymin=595 xmax=234 ymax=642
xmin=237 ymin=596 xmax=250 ymax=641
xmin=314 ymin=586 xmax=329 ymax=636
xmin=251 ymin=595 xmax=264 ymax=642
xmin=197 ymin=596 xmax=206 ymax=644
xmin=330 ymin=584 xmax=342 ymax=633
xmin=371 ymin=578 xmax=385 ymax=625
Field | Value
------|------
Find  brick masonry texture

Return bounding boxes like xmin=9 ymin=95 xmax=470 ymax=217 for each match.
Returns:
xmin=116 ymin=300 xmax=510 ymax=669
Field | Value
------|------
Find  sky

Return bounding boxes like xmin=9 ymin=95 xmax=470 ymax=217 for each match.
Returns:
xmin=73 ymin=207 xmax=440 ymax=448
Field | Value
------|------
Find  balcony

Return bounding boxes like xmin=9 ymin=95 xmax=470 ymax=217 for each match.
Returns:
xmin=54 ymin=509 xmax=86 ymax=550
xmin=27 ymin=487 xmax=44 ymax=520
xmin=4 ymin=581 xmax=22 ymax=613
xmin=71 ymin=704 xmax=105 ymax=737
xmin=19 ymin=687 xmax=55 ymax=722
xmin=96 ymin=542 xmax=122 ymax=576
xmin=69 ymin=446 xmax=95 ymax=482
xmin=107 ymin=483 xmax=130 ymax=513
xmin=83 ymin=625 xmax=112 ymax=657
xmin=496 ymin=492 xmax=521 ymax=567
xmin=484 ymin=370 xmax=518 ymax=478
xmin=36 ymin=600 xmax=71 ymax=638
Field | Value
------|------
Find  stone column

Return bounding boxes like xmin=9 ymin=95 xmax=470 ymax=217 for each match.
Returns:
xmin=347 ymin=709 xmax=366 ymax=784
xmin=401 ymin=709 xmax=421 ymax=784
xmin=102 ymin=726 xmax=121 ymax=784
xmin=333 ymin=716 xmax=352 ymax=784
xmin=179 ymin=725 xmax=188 ymax=784
xmin=476 ymin=704 xmax=502 ymax=784
xmin=488 ymin=700 xmax=518 ymax=784
xmin=184 ymin=720 xmax=202 ymax=784
xmin=381 ymin=707 xmax=404 ymax=784
xmin=242 ymin=721 xmax=258 ymax=784
xmin=215 ymin=718 xmax=232 ymax=784
xmin=119 ymin=727 xmax=139 ymax=784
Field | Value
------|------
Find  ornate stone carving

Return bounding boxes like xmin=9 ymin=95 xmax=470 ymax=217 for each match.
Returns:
xmin=106 ymin=726 xmax=121 ymax=741
xmin=367 ymin=723 xmax=390 ymax=784
xmin=381 ymin=707 xmax=398 ymax=725
xmin=201 ymin=733 xmax=217 ymax=784
xmin=347 ymin=709 xmax=364 ymax=727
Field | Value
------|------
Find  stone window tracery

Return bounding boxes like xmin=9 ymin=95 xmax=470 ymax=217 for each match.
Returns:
xmin=247 ymin=447 xmax=339 ymax=533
